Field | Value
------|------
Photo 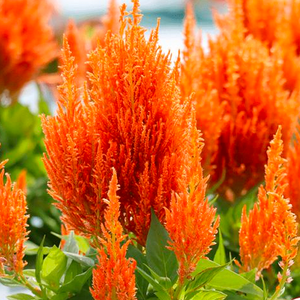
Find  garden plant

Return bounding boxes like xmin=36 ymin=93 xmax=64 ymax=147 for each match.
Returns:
xmin=1 ymin=0 xmax=300 ymax=299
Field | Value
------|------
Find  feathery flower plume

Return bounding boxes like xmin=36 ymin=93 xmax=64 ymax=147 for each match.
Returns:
xmin=42 ymin=0 xmax=193 ymax=245
xmin=181 ymin=3 xmax=223 ymax=173
xmin=0 ymin=157 xmax=29 ymax=276
xmin=287 ymin=121 xmax=300 ymax=221
xmin=91 ymin=169 xmax=136 ymax=300
xmin=0 ymin=0 xmax=57 ymax=101
xmin=199 ymin=11 xmax=298 ymax=200
xmin=239 ymin=127 xmax=299 ymax=281
xmin=165 ymin=120 xmax=219 ymax=283
xmin=221 ymin=0 xmax=300 ymax=91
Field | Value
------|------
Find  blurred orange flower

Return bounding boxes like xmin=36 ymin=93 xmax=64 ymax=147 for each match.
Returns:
xmin=181 ymin=3 xmax=224 ymax=173
xmin=42 ymin=0 xmax=195 ymax=245
xmin=199 ymin=11 xmax=298 ymax=200
xmin=287 ymin=121 xmax=300 ymax=221
xmin=0 ymin=0 xmax=57 ymax=101
xmin=165 ymin=122 xmax=219 ymax=283
xmin=91 ymin=169 xmax=136 ymax=300
xmin=239 ymin=127 xmax=299 ymax=281
xmin=0 ymin=158 xmax=29 ymax=276
xmin=221 ymin=0 xmax=300 ymax=91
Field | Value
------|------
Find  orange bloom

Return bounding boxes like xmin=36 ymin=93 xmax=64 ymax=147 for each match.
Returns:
xmin=42 ymin=0 xmax=193 ymax=245
xmin=221 ymin=0 xmax=300 ymax=91
xmin=0 ymin=0 xmax=57 ymax=100
xmin=287 ymin=122 xmax=300 ymax=221
xmin=239 ymin=127 xmax=299 ymax=280
xmin=0 ymin=158 xmax=29 ymax=276
xmin=199 ymin=10 xmax=298 ymax=200
xmin=181 ymin=3 xmax=224 ymax=173
xmin=91 ymin=169 xmax=136 ymax=300
xmin=165 ymin=121 xmax=219 ymax=283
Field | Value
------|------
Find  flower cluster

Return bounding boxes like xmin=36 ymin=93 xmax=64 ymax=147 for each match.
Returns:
xmin=165 ymin=120 xmax=219 ymax=283
xmin=91 ymin=169 xmax=136 ymax=300
xmin=183 ymin=4 xmax=298 ymax=200
xmin=0 ymin=158 xmax=29 ymax=276
xmin=42 ymin=0 xmax=195 ymax=245
xmin=0 ymin=0 xmax=57 ymax=100
xmin=239 ymin=127 xmax=299 ymax=281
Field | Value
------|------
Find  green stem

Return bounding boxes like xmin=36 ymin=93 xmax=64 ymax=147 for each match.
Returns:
xmin=19 ymin=275 xmax=42 ymax=297
xmin=269 ymin=263 xmax=289 ymax=300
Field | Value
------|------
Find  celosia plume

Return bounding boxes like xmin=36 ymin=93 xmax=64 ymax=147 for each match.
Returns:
xmin=42 ymin=0 xmax=194 ymax=245
xmin=165 ymin=121 xmax=219 ymax=283
xmin=0 ymin=0 xmax=57 ymax=100
xmin=221 ymin=0 xmax=300 ymax=91
xmin=239 ymin=127 xmax=299 ymax=281
xmin=91 ymin=169 xmax=136 ymax=300
xmin=196 ymin=8 xmax=298 ymax=200
xmin=0 ymin=158 xmax=29 ymax=276
xmin=181 ymin=3 xmax=224 ymax=173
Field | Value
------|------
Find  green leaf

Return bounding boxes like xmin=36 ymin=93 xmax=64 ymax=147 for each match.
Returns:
xmin=193 ymin=260 xmax=263 ymax=298
xmin=146 ymin=210 xmax=178 ymax=283
xmin=58 ymin=267 xmax=92 ymax=294
xmin=136 ymin=267 xmax=171 ymax=300
xmin=187 ymin=263 xmax=229 ymax=294
xmin=127 ymin=244 xmax=149 ymax=300
xmin=214 ymin=230 xmax=226 ymax=265
xmin=7 ymin=294 xmax=36 ymax=300
xmin=240 ymin=269 xmax=256 ymax=284
xmin=42 ymin=246 xmax=67 ymax=290
xmin=0 ymin=277 xmax=22 ymax=287
xmin=64 ymin=261 xmax=83 ymax=284
xmin=63 ymin=231 xmax=79 ymax=254
xmin=35 ymin=236 xmax=45 ymax=284
xmin=50 ymin=293 xmax=68 ymax=300
xmin=63 ymin=252 xmax=95 ymax=268
xmin=192 ymin=290 xmax=227 ymax=300
xmin=74 ymin=236 xmax=90 ymax=254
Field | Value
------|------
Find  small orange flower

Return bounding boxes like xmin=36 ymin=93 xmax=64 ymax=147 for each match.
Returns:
xmin=91 ymin=169 xmax=136 ymax=300
xmin=199 ymin=10 xmax=298 ymax=200
xmin=181 ymin=3 xmax=224 ymax=173
xmin=0 ymin=0 xmax=57 ymax=100
xmin=0 ymin=158 xmax=29 ymax=276
xmin=239 ymin=127 xmax=299 ymax=279
xmin=165 ymin=121 xmax=219 ymax=283
xmin=42 ymin=0 xmax=194 ymax=245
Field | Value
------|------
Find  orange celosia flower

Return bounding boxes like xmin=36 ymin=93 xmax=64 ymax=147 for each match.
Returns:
xmin=91 ymin=169 xmax=136 ymax=300
xmin=239 ymin=127 xmax=299 ymax=280
xmin=181 ymin=3 xmax=224 ymax=173
xmin=221 ymin=0 xmax=300 ymax=91
xmin=0 ymin=0 xmax=57 ymax=101
xmin=165 ymin=120 xmax=219 ymax=283
xmin=198 ymin=8 xmax=298 ymax=200
xmin=42 ymin=0 xmax=194 ymax=245
xmin=0 ymin=158 xmax=29 ymax=276
xmin=287 ymin=121 xmax=300 ymax=221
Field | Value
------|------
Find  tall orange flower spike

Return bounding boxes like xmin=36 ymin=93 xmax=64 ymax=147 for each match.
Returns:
xmin=181 ymin=3 xmax=224 ymax=173
xmin=287 ymin=121 xmax=300 ymax=221
xmin=0 ymin=0 xmax=57 ymax=100
xmin=239 ymin=127 xmax=299 ymax=281
xmin=0 ymin=158 xmax=29 ymax=276
xmin=200 ymin=10 xmax=298 ymax=200
xmin=42 ymin=0 xmax=194 ymax=245
xmin=165 ymin=120 xmax=220 ymax=283
xmin=91 ymin=169 xmax=136 ymax=300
